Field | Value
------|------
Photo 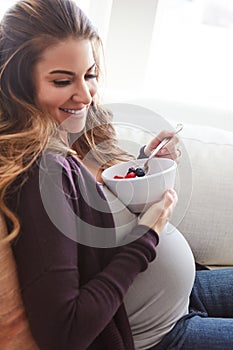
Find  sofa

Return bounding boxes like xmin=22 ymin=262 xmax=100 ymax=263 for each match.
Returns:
xmin=106 ymin=102 xmax=233 ymax=269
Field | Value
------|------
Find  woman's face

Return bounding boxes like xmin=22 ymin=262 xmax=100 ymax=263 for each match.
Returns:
xmin=34 ymin=38 xmax=98 ymax=133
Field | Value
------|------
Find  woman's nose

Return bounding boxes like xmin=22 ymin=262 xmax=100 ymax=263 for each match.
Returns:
xmin=71 ymin=80 xmax=92 ymax=105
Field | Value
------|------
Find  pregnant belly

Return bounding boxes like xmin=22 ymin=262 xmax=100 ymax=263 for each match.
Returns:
xmin=123 ymin=223 xmax=195 ymax=348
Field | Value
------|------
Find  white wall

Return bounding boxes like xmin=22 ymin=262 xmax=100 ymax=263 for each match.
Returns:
xmin=104 ymin=0 xmax=159 ymax=92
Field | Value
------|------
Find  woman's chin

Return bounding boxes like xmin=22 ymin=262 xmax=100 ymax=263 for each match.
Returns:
xmin=59 ymin=116 xmax=86 ymax=134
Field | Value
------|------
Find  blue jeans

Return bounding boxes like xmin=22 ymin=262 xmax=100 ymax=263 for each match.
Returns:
xmin=150 ymin=268 xmax=233 ymax=350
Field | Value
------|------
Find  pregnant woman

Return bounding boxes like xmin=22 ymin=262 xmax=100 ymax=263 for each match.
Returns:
xmin=1 ymin=1 xmax=233 ymax=350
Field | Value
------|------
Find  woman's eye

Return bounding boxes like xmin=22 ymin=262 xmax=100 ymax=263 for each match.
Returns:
xmin=53 ymin=80 xmax=71 ymax=87
xmin=85 ymin=74 xmax=97 ymax=80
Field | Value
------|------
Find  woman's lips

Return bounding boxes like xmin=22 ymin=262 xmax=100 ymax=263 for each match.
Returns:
xmin=59 ymin=107 xmax=86 ymax=117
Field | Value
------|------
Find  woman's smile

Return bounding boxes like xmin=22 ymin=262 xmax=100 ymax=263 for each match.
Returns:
xmin=59 ymin=107 xmax=87 ymax=116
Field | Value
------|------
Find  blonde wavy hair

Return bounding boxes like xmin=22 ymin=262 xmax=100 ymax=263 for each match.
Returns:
xmin=0 ymin=0 xmax=133 ymax=243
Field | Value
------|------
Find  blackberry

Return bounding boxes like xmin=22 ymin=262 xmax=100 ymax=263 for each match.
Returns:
xmin=135 ymin=167 xmax=145 ymax=177
xmin=127 ymin=167 xmax=136 ymax=174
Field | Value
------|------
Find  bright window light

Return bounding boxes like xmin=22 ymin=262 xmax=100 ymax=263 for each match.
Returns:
xmin=0 ymin=1 xmax=17 ymax=20
xmin=144 ymin=0 xmax=233 ymax=110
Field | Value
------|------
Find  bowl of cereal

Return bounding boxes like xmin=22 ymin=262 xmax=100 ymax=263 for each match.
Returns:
xmin=101 ymin=157 xmax=177 ymax=213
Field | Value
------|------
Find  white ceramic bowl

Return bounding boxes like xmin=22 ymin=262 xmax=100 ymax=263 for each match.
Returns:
xmin=101 ymin=158 xmax=177 ymax=213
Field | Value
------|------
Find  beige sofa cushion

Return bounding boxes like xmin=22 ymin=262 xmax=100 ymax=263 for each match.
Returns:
xmin=0 ymin=213 xmax=39 ymax=350
xmin=173 ymin=124 xmax=233 ymax=266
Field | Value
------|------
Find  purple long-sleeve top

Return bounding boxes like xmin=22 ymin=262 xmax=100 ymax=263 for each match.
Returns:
xmin=7 ymin=152 xmax=159 ymax=350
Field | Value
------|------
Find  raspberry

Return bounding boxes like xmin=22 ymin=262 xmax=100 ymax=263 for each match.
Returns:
xmin=124 ymin=171 xmax=136 ymax=178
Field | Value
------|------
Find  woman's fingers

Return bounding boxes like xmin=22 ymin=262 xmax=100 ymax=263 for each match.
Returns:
xmin=144 ymin=131 xmax=174 ymax=155
xmin=153 ymin=189 xmax=178 ymax=233
xmin=157 ymin=135 xmax=180 ymax=160
xmin=160 ymin=188 xmax=178 ymax=218
xmin=144 ymin=131 xmax=181 ymax=161
xmin=138 ymin=189 xmax=178 ymax=234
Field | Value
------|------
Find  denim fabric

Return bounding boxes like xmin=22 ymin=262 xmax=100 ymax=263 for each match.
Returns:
xmin=149 ymin=268 xmax=233 ymax=350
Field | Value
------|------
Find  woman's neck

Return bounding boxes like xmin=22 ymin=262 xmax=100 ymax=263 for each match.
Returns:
xmin=59 ymin=130 xmax=103 ymax=183
xmin=82 ymin=157 xmax=103 ymax=183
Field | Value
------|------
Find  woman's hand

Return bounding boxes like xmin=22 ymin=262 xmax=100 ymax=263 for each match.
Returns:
xmin=138 ymin=189 xmax=178 ymax=234
xmin=144 ymin=130 xmax=181 ymax=161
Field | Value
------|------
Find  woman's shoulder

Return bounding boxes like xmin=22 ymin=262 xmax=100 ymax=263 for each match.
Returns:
xmin=12 ymin=152 xmax=82 ymax=194
xmin=38 ymin=151 xmax=81 ymax=172
xmin=25 ymin=151 xmax=83 ymax=184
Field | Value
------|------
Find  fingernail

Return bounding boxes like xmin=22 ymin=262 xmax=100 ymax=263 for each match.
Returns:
xmin=160 ymin=147 xmax=168 ymax=154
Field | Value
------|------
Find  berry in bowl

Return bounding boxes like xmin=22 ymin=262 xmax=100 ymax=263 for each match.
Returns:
xmin=113 ymin=165 xmax=146 ymax=179
xmin=101 ymin=157 xmax=177 ymax=213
